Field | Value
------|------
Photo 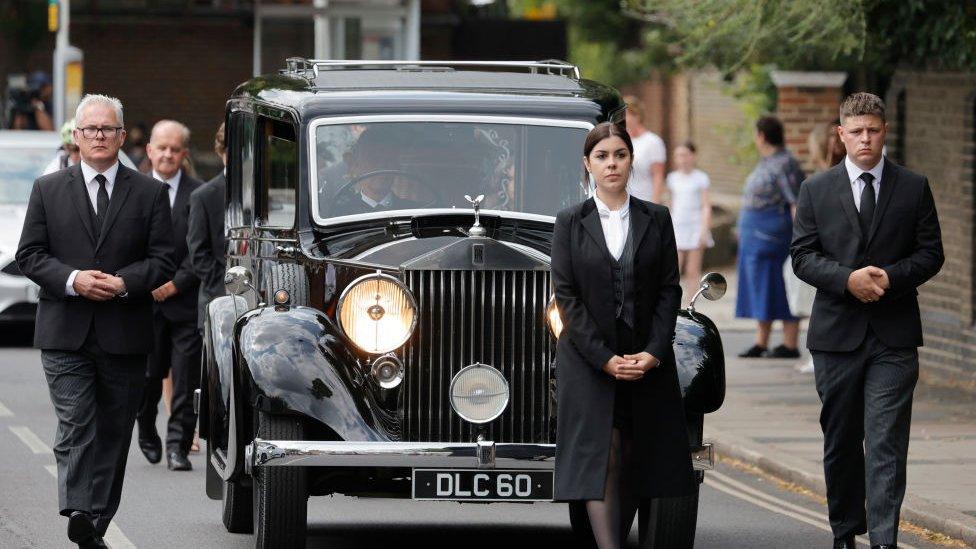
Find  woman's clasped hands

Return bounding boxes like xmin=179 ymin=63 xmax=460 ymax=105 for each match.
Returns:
xmin=602 ymin=352 xmax=660 ymax=381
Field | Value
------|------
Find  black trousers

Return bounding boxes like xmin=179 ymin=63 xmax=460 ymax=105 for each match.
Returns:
xmin=812 ymin=328 xmax=918 ymax=546
xmin=137 ymin=309 xmax=202 ymax=454
xmin=41 ymin=327 xmax=145 ymax=536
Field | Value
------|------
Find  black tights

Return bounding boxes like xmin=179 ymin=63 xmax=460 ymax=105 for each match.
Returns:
xmin=586 ymin=427 xmax=639 ymax=549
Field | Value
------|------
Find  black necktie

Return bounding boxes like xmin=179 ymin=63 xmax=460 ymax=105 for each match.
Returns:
xmin=858 ymin=172 xmax=876 ymax=238
xmin=95 ymin=174 xmax=109 ymax=228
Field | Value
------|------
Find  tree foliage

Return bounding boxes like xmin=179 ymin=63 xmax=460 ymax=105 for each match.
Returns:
xmin=548 ymin=0 xmax=976 ymax=87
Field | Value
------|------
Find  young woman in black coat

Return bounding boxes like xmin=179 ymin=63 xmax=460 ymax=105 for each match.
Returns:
xmin=552 ymin=122 xmax=695 ymax=548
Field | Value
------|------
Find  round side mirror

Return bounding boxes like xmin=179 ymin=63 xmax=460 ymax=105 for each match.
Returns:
xmin=700 ymin=272 xmax=727 ymax=301
xmin=224 ymin=266 xmax=253 ymax=296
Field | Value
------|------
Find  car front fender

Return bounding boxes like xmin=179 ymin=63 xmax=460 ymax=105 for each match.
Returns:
xmin=674 ymin=310 xmax=726 ymax=415
xmin=235 ymin=305 xmax=389 ymax=443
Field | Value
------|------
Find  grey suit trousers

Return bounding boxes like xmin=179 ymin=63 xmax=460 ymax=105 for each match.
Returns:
xmin=41 ymin=328 xmax=145 ymax=536
xmin=812 ymin=329 xmax=918 ymax=546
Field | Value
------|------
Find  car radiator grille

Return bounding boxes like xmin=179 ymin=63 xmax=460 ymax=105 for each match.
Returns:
xmin=400 ymin=269 xmax=555 ymax=444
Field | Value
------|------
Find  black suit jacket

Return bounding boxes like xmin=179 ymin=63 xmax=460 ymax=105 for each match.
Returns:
xmin=156 ymin=171 xmax=203 ymax=324
xmin=16 ymin=163 xmax=176 ymax=354
xmin=791 ymin=159 xmax=944 ymax=352
xmin=186 ymin=172 xmax=226 ymax=329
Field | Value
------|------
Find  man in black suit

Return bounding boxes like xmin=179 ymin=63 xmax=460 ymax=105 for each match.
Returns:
xmin=791 ymin=92 xmax=944 ymax=549
xmin=331 ymin=128 xmax=423 ymax=216
xmin=16 ymin=94 xmax=174 ymax=549
xmin=187 ymin=121 xmax=227 ymax=331
xmin=135 ymin=119 xmax=203 ymax=471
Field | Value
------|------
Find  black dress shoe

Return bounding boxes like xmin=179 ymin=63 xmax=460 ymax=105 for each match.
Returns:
xmin=167 ymin=450 xmax=192 ymax=471
xmin=769 ymin=344 xmax=801 ymax=359
xmin=871 ymin=545 xmax=897 ymax=549
xmin=833 ymin=534 xmax=856 ymax=549
xmin=139 ymin=434 xmax=162 ymax=464
xmin=67 ymin=511 xmax=96 ymax=544
xmin=738 ymin=344 xmax=768 ymax=358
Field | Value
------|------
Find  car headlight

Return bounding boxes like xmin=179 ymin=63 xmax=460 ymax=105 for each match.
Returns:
xmin=450 ymin=364 xmax=509 ymax=424
xmin=337 ymin=272 xmax=417 ymax=354
xmin=545 ymin=296 xmax=563 ymax=339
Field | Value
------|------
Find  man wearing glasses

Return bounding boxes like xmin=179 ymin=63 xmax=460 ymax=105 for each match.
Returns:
xmin=16 ymin=94 xmax=175 ymax=549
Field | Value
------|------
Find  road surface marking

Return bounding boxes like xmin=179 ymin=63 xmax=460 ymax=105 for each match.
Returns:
xmin=705 ymin=473 xmax=918 ymax=549
xmin=104 ymin=523 xmax=137 ymax=549
xmin=44 ymin=458 xmax=138 ymax=547
xmin=9 ymin=426 xmax=52 ymax=454
xmin=0 ymin=400 xmax=12 ymax=417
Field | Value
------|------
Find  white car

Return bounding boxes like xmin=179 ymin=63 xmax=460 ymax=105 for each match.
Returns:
xmin=0 ymin=130 xmax=135 ymax=325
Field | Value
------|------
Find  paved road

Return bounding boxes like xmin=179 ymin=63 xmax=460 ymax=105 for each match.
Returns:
xmin=0 ymin=331 xmax=946 ymax=549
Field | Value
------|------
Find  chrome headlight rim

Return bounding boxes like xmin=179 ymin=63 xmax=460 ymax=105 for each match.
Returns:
xmin=449 ymin=363 xmax=510 ymax=424
xmin=336 ymin=271 xmax=418 ymax=355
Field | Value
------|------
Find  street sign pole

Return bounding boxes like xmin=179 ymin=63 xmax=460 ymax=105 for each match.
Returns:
xmin=52 ymin=0 xmax=67 ymax=127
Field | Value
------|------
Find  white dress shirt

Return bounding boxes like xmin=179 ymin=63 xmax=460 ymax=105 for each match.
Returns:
xmin=361 ymin=191 xmax=393 ymax=209
xmin=66 ymin=160 xmax=121 ymax=296
xmin=152 ymin=169 xmax=181 ymax=208
xmin=844 ymin=155 xmax=884 ymax=212
xmin=593 ymin=193 xmax=630 ymax=260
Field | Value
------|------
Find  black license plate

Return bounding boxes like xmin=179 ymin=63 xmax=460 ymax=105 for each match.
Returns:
xmin=412 ymin=469 xmax=554 ymax=501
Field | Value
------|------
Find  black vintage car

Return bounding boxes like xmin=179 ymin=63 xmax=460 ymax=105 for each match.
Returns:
xmin=198 ymin=58 xmax=727 ymax=548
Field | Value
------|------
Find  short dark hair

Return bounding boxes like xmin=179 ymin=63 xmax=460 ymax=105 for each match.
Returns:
xmin=583 ymin=122 xmax=634 ymax=158
xmin=676 ymin=140 xmax=696 ymax=154
xmin=840 ymin=92 xmax=886 ymax=122
xmin=755 ymin=115 xmax=785 ymax=147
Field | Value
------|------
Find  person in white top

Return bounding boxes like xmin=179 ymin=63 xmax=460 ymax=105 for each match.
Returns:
xmin=623 ymin=95 xmax=666 ymax=203
xmin=666 ymin=141 xmax=713 ymax=299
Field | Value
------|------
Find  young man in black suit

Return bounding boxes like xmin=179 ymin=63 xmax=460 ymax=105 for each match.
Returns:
xmin=135 ymin=119 xmax=204 ymax=471
xmin=187 ymin=121 xmax=227 ymax=333
xmin=791 ymin=92 xmax=944 ymax=549
xmin=16 ymin=94 xmax=175 ymax=549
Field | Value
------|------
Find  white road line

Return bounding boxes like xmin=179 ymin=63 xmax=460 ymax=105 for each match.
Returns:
xmin=9 ymin=426 xmax=52 ymax=454
xmin=709 ymin=470 xmax=827 ymax=522
xmin=705 ymin=474 xmax=918 ymax=549
xmin=44 ymin=459 xmax=138 ymax=547
xmin=0 ymin=399 xmax=12 ymax=417
xmin=104 ymin=523 xmax=137 ymax=549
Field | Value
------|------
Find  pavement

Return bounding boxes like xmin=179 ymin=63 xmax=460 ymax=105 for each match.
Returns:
xmin=692 ymin=268 xmax=976 ymax=547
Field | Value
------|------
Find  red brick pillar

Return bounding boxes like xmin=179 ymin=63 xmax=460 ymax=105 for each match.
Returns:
xmin=771 ymin=71 xmax=847 ymax=173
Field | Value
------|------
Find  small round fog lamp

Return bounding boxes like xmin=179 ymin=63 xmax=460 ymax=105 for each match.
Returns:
xmin=370 ymin=355 xmax=404 ymax=389
xmin=273 ymin=289 xmax=290 ymax=305
xmin=449 ymin=364 xmax=509 ymax=424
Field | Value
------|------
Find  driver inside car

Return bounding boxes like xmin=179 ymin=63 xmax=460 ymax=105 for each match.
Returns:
xmin=329 ymin=129 xmax=423 ymax=216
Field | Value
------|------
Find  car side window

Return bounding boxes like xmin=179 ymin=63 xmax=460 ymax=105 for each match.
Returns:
xmin=257 ymin=118 xmax=297 ymax=228
xmin=240 ymin=113 xmax=256 ymax=226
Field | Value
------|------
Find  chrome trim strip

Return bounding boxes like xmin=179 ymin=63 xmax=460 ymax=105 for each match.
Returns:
xmin=248 ymin=440 xmax=713 ymax=471
xmin=251 ymin=440 xmax=555 ymax=469
xmin=307 ymin=114 xmax=592 ymax=226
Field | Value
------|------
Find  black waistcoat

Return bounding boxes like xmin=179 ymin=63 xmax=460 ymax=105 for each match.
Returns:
xmin=609 ymin=218 xmax=636 ymax=330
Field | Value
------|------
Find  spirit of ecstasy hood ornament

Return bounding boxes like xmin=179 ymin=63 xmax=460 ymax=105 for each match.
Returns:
xmin=464 ymin=194 xmax=486 ymax=237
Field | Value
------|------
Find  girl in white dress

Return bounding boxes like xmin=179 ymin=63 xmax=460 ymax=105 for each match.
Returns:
xmin=666 ymin=141 xmax=713 ymax=299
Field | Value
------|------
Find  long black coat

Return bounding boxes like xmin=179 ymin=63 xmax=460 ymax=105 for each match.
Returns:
xmin=187 ymin=173 xmax=226 ymax=329
xmin=551 ymin=196 xmax=695 ymax=501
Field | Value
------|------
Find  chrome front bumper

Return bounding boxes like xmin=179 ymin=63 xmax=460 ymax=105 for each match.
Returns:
xmin=245 ymin=439 xmax=714 ymax=475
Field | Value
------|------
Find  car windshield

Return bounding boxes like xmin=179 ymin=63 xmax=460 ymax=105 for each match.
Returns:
xmin=313 ymin=119 xmax=590 ymax=222
xmin=0 ymin=144 xmax=55 ymax=204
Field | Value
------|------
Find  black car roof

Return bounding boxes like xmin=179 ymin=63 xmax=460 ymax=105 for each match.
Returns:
xmin=229 ymin=60 xmax=623 ymax=119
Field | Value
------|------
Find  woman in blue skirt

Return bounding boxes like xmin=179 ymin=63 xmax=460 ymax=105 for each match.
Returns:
xmin=736 ymin=116 xmax=806 ymax=358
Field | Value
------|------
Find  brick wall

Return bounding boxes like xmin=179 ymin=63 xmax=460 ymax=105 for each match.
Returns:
xmin=886 ymin=69 xmax=976 ymax=390
xmin=686 ymin=70 xmax=754 ymax=199
xmin=771 ymin=71 xmax=846 ymax=174
xmin=71 ymin=16 xmax=253 ymax=178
